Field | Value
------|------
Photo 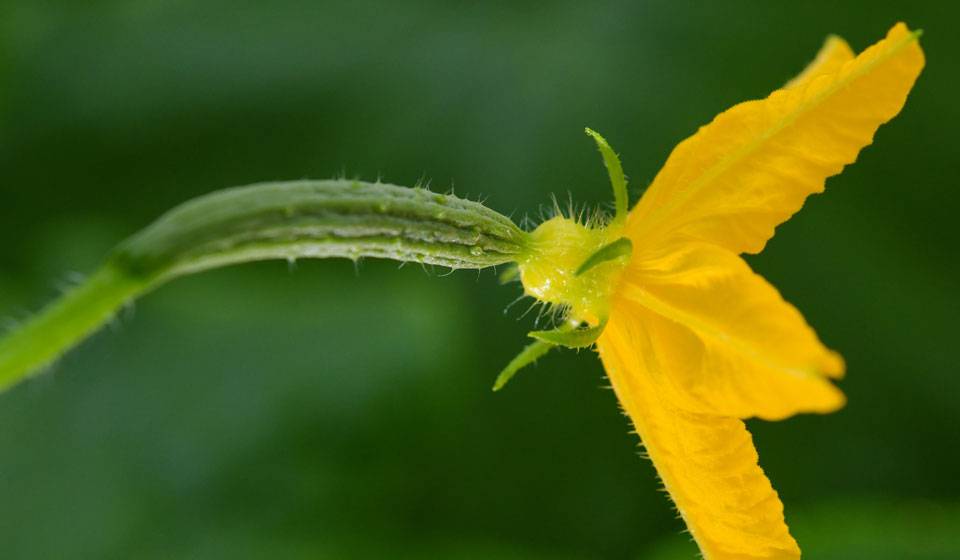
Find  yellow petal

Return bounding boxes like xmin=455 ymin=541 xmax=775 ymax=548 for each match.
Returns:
xmin=598 ymin=316 xmax=801 ymax=559
xmin=627 ymin=22 xmax=924 ymax=254
xmin=618 ymin=240 xmax=844 ymax=420
xmin=784 ymin=35 xmax=855 ymax=90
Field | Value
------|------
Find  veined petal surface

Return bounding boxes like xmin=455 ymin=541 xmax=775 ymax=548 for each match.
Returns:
xmin=592 ymin=22 xmax=925 ymax=560
xmin=618 ymin=241 xmax=844 ymax=420
xmin=598 ymin=315 xmax=801 ymax=559
xmin=627 ymin=23 xmax=924 ymax=254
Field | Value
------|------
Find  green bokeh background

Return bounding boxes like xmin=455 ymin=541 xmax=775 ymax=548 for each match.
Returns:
xmin=1 ymin=2 xmax=957 ymax=558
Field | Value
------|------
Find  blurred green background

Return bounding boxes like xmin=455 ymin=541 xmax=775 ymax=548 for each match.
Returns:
xmin=1 ymin=1 xmax=958 ymax=558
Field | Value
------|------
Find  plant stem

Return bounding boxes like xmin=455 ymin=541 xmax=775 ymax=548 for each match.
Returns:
xmin=0 ymin=264 xmax=149 ymax=391
xmin=0 ymin=180 xmax=529 ymax=392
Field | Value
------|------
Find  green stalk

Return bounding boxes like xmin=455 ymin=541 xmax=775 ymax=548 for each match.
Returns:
xmin=0 ymin=265 xmax=148 ymax=389
xmin=0 ymin=180 xmax=529 ymax=392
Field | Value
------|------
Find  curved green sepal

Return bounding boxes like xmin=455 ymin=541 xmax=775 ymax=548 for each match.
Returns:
xmin=492 ymin=339 xmax=556 ymax=391
xmin=498 ymin=264 xmax=520 ymax=284
xmin=584 ymin=128 xmax=628 ymax=222
xmin=528 ymin=319 xmax=607 ymax=349
xmin=575 ymin=237 xmax=633 ymax=276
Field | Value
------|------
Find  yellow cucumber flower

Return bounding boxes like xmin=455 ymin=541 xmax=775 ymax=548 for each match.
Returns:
xmin=511 ymin=23 xmax=924 ymax=559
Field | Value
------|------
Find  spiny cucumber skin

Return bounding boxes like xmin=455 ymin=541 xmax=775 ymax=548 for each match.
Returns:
xmin=112 ymin=180 xmax=529 ymax=280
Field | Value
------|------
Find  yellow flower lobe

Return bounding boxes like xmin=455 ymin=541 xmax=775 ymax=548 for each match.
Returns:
xmin=592 ymin=22 xmax=924 ymax=560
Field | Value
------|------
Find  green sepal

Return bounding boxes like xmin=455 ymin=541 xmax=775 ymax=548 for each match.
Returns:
xmin=584 ymin=128 xmax=629 ymax=222
xmin=528 ymin=319 xmax=607 ymax=349
xmin=575 ymin=237 xmax=633 ymax=276
xmin=492 ymin=339 xmax=556 ymax=391
xmin=498 ymin=264 xmax=520 ymax=284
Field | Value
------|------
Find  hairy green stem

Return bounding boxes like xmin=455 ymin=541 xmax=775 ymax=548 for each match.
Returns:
xmin=0 ymin=265 xmax=147 ymax=389
xmin=0 ymin=180 xmax=529 ymax=391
